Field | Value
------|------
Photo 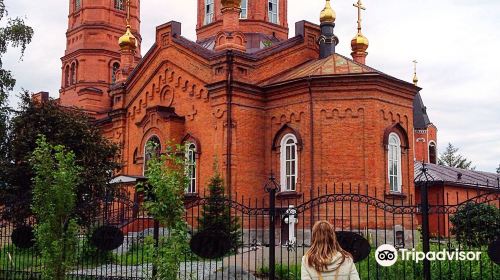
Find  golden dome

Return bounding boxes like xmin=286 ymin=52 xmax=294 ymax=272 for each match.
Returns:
xmin=221 ymin=0 xmax=242 ymax=9
xmin=119 ymin=25 xmax=137 ymax=50
xmin=351 ymin=32 xmax=369 ymax=49
xmin=413 ymin=74 xmax=419 ymax=86
xmin=320 ymin=0 xmax=336 ymax=23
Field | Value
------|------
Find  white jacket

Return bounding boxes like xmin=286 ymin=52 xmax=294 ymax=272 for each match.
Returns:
xmin=301 ymin=253 xmax=360 ymax=280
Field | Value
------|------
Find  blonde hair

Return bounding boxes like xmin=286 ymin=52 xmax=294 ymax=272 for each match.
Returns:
xmin=306 ymin=221 xmax=352 ymax=272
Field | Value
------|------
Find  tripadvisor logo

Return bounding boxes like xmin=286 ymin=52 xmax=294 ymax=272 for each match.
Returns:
xmin=375 ymin=244 xmax=398 ymax=267
xmin=375 ymin=244 xmax=482 ymax=267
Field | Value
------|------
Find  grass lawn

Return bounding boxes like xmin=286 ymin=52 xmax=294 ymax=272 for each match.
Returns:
xmin=0 ymin=244 xmax=41 ymax=271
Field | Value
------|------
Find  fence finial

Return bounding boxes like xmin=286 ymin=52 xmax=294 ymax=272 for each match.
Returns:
xmin=264 ymin=174 xmax=280 ymax=193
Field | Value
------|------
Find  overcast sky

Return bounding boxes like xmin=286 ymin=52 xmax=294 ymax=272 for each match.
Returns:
xmin=2 ymin=0 xmax=500 ymax=172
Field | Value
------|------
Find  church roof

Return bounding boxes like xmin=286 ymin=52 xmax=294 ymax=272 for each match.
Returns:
xmin=261 ymin=53 xmax=387 ymax=86
xmin=414 ymin=162 xmax=500 ymax=189
xmin=197 ymin=33 xmax=282 ymax=54
xmin=413 ymin=92 xmax=432 ymax=129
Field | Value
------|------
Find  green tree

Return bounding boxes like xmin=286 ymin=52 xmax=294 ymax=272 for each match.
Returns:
xmin=438 ymin=143 xmax=475 ymax=170
xmin=450 ymin=202 xmax=500 ymax=248
xmin=0 ymin=93 xmax=119 ymax=225
xmin=31 ymin=135 xmax=80 ymax=280
xmin=140 ymin=142 xmax=189 ymax=279
xmin=0 ymin=0 xmax=34 ymax=189
xmin=198 ymin=172 xmax=242 ymax=253
xmin=0 ymin=0 xmax=34 ymax=104
xmin=496 ymin=164 xmax=499 ymax=174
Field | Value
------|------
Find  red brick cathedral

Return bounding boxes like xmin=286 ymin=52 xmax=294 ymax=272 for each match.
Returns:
xmin=57 ymin=0 xmax=441 ymax=203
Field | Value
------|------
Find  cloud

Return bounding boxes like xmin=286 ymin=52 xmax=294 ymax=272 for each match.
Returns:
xmin=3 ymin=0 xmax=499 ymax=172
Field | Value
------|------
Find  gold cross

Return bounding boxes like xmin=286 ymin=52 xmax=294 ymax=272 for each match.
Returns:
xmin=413 ymin=60 xmax=418 ymax=74
xmin=126 ymin=0 xmax=131 ymax=26
xmin=353 ymin=0 xmax=366 ymax=33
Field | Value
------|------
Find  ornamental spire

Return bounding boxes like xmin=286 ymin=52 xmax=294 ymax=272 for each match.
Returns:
xmin=320 ymin=0 xmax=336 ymax=23
xmin=350 ymin=0 xmax=369 ymax=64
xmin=319 ymin=0 xmax=339 ymax=58
xmin=118 ymin=0 xmax=137 ymax=50
xmin=126 ymin=0 xmax=131 ymax=26
xmin=353 ymin=0 xmax=366 ymax=35
xmin=413 ymin=60 xmax=419 ymax=86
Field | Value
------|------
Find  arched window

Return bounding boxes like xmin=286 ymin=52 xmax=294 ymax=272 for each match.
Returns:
xmin=240 ymin=0 xmax=248 ymax=19
xmin=111 ymin=62 xmax=120 ymax=84
xmin=388 ymin=133 xmax=402 ymax=193
xmin=114 ymin=0 xmax=124 ymax=10
xmin=280 ymin=134 xmax=298 ymax=192
xmin=185 ymin=143 xmax=197 ymax=193
xmin=143 ymin=136 xmax=161 ymax=175
xmin=70 ymin=63 xmax=77 ymax=85
xmin=429 ymin=142 xmax=437 ymax=164
xmin=204 ymin=0 xmax=215 ymax=25
xmin=268 ymin=0 xmax=279 ymax=24
xmin=65 ymin=66 xmax=70 ymax=87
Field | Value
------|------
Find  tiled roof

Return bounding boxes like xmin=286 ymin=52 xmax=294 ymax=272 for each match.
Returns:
xmin=197 ymin=33 xmax=282 ymax=54
xmin=414 ymin=162 xmax=500 ymax=189
xmin=173 ymin=36 xmax=220 ymax=58
xmin=261 ymin=53 xmax=383 ymax=86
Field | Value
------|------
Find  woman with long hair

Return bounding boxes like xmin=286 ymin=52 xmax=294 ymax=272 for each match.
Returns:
xmin=301 ymin=221 xmax=360 ymax=280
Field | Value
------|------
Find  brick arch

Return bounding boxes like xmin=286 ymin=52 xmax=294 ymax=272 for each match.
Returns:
xmin=109 ymin=60 xmax=120 ymax=83
xmin=69 ymin=59 xmax=79 ymax=85
xmin=383 ymin=123 xmax=409 ymax=150
xmin=181 ymin=133 xmax=202 ymax=154
xmin=160 ymin=85 xmax=174 ymax=106
xmin=140 ymin=128 xmax=164 ymax=155
xmin=64 ymin=64 xmax=71 ymax=87
xmin=272 ymin=124 xmax=303 ymax=151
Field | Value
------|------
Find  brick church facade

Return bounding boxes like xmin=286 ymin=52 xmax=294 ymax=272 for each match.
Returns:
xmin=54 ymin=0 xmax=431 ymax=204
xmin=51 ymin=0 xmax=499 ymax=224
xmin=25 ymin=2 xmax=500 ymax=247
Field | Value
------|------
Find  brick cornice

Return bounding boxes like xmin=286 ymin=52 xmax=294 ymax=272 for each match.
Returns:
xmin=61 ymin=49 xmax=121 ymax=62
xmin=263 ymin=74 xmax=416 ymax=100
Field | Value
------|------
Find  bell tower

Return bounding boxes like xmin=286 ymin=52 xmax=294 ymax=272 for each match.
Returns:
xmin=196 ymin=0 xmax=289 ymax=42
xmin=59 ymin=0 xmax=141 ymax=115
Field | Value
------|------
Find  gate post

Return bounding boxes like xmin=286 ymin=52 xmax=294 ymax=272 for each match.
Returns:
xmin=265 ymin=176 xmax=279 ymax=280
xmin=152 ymin=219 xmax=160 ymax=278
xmin=420 ymin=164 xmax=431 ymax=280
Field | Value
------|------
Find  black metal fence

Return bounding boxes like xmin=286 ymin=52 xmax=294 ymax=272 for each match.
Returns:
xmin=1 ymin=181 xmax=499 ymax=279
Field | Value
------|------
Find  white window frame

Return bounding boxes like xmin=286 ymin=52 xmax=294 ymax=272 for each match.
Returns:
xmin=143 ymin=136 xmax=161 ymax=176
xmin=204 ymin=0 xmax=215 ymax=25
xmin=388 ymin=133 xmax=402 ymax=193
xmin=280 ymin=134 xmax=298 ymax=192
xmin=268 ymin=0 xmax=279 ymax=24
xmin=240 ymin=0 xmax=248 ymax=19
xmin=185 ymin=143 xmax=197 ymax=194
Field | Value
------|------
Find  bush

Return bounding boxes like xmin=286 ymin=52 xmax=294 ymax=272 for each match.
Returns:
xmin=450 ymin=202 xmax=500 ymax=247
xmin=77 ymin=235 xmax=114 ymax=267
xmin=31 ymin=136 xmax=81 ymax=280
xmin=140 ymin=142 xmax=189 ymax=280
xmin=197 ymin=173 xmax=242 ymax=254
